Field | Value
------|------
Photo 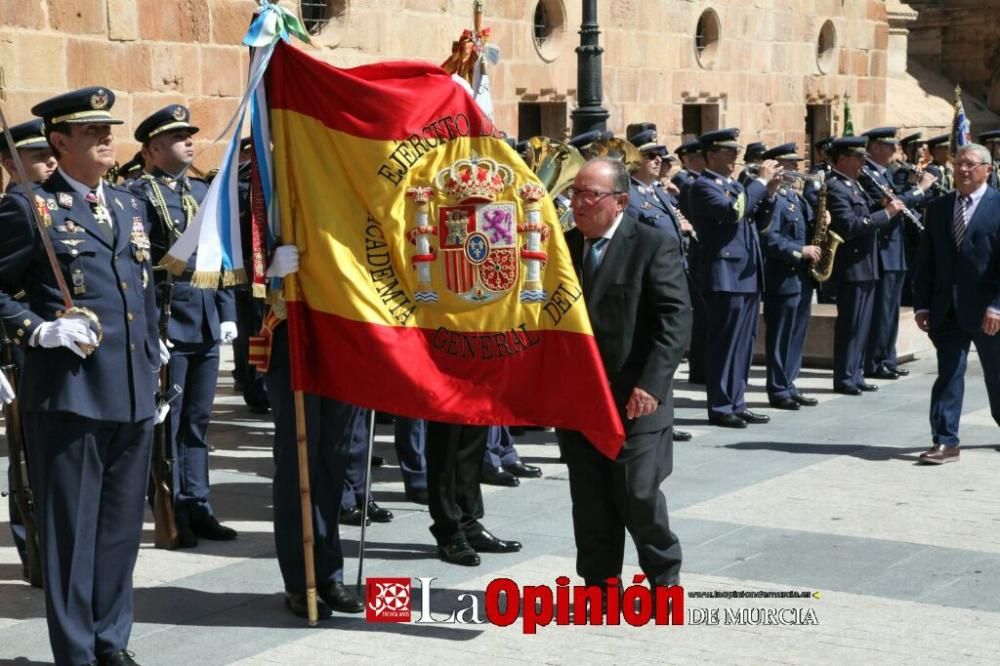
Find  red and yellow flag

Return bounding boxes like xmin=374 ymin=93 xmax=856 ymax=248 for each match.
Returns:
xmin=266 ymin=42 xmax=624 ymax=458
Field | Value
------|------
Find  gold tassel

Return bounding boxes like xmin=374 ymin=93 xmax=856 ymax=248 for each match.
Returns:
xmin=251 ymin=282 xmax=267 ymax=299
xmin=189 ymin=271 xmax=223 ymax=289
xmin=221 ymin=268 xmax=248 ymax=287
xmin=158 ymin=254 xmax=190 ymax=276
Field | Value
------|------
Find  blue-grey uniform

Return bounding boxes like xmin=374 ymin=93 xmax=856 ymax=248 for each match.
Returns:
xmin=128 ymin=105 xmax=236 ymax=533
xmin=925 ymin=134 xmax=954 ymax=193
xmin=858 ymin=128 xmax=927 ymax=377
xmin=393 ymin=416 xmax=427 ymax=493
xmin=627 ymin=177 xmax=688 ymax=265
xmin=737 ymin=142 xmax=767 ymax=189
xmin=0 ymin=118 xmax=49 ymax=580
xmin=979 ymin=130 xmax=1000 ymax=190
xmin=671 ymin=140 xmax=706 ymax=382
xmin=760 ymin=144 xmax=816 ymax=403
xmin=688 ymin=129 xmax=775 ymax=419
xmin=825 ymin=137 xmax=895 ymax=393
xmin=0 ymin=87 xmax=159 ymax=665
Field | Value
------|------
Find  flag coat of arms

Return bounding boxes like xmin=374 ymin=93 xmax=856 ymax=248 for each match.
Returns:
xmin=265 ymin=42 xmax=624 ymax=457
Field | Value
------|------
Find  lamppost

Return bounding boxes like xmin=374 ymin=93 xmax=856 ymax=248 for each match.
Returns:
xmin=570 ymin=0 xmax=609 ymax=136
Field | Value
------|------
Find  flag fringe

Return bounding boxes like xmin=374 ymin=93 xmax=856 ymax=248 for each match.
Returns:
xmin=158 ymin=255 xmax=191 ymax=277
xmin=190 ymin=271 xmax=223 ymax=289
xmin=252 ymin=282 xmax=267 ymax=299
xmin=222 ymin=268 xmax=248 ymax=287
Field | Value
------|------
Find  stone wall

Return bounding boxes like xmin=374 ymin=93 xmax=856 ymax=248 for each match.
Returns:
xmin=0 ymin=0 xmax=891 ymax=171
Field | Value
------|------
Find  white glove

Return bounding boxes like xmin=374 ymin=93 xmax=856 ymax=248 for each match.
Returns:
xmin=159 ymin=338 xmax=171 ymax=366
xmin=31 ymin=313 xmax=99 ymax=359
xmin=154 ymin=402 xmax=170 ymax=425
xmin=0 ymin=371 xmax=14 ymax=404
xmin=265 ymin=245 xmax=299 ymax=278
xmin=219 ymin=320 xmax=238 ymax=344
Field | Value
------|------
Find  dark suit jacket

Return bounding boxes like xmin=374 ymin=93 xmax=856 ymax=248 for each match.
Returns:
xmin=563 ymin=215 xmax=692 ymax=437
xmin=913 ymin=187 xmax=1000 ymax=334
xmin=0 ymin=171 xmax=159 ymax=421
xmin=129 ymin=171 xmax=236 ymax=344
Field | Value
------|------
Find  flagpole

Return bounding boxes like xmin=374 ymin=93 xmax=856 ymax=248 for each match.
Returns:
xmin=292 ymin=385 xmax=320 ymax=627
xmin=355 ymin=408 xmax=376 ymax=590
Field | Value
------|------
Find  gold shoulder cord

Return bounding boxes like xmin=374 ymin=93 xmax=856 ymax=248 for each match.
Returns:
xmin=141 ymin=175 xmax=201 ymax=271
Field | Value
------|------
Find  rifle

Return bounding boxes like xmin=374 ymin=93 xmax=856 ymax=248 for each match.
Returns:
xmin=152 ymin=271 xmax=182 ymax=549
xmin=1 ymin=330 xmax=43 ymax=587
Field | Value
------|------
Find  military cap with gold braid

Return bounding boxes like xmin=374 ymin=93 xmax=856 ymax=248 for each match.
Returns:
xmin=134 ymin=104 xmax=200 ymax=144
xmin=699 ymin=128 xmax=742 ymax=151
xmin=761 ymin=142 xmax=803 ymax=161
xmin=31 ymin=86 xmax=124 ymax=127
xmin=0 ymin=118 xmax=48 ymax=154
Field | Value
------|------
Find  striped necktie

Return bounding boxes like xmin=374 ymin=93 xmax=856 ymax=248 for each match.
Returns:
xmin=953 ymin=195 xmax=970 ymax=249
xmin=584 ymin=237 xmax=608 ymax=286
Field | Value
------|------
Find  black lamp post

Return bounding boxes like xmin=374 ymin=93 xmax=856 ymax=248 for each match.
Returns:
xmin=570 ymin=0 xmax=609 ymax=136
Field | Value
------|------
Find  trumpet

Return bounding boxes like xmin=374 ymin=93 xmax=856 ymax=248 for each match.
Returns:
xmin=858 ymin=166 xmax=925 ymax=232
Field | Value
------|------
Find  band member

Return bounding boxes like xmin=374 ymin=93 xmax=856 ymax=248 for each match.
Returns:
xmin=626 ymin=124 xmax=696 ymax=441
xmin=825 ymin=136 xmax=905 ymax=395
xmin=760 ymin=143 xmax=822 ymax=409
xmin=913 ymin=143 xmax=1000 ymax=464
xmin=130 ymin=106 xmax=239 ymax=548
xmin=558 ymin=157 xmax=691 ymax=595
xmin=893 ymin=132 xmax=926 ymax=192
xmin=671 ymin=139 xmax=706 ymax=219
xmin=0 ymin=86 xmax=163 ymax=666
xmin=672 ymin=139 xmax=708 ymax=385
xmin=262 ymin=245 xmax=366 ymax=618
xmin=925 ymin=135 xmax=954 ymax=192
xmin=859 ymin=127 xmax=937 ymax=381
xmin=979 ymin=129 xmax=1000 ymax=190
xmin=1 ymin=118 xmax=56 ymax=581
xmin=689 ymin=129 xmax=779 ymax=428
xmin=738 ymin=141 xmax=767 ymax=188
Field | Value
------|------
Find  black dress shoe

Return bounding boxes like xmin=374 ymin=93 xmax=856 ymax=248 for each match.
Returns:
xmin=481 ymin=466 xmax=520 ymax=487
xmin=284 ymin=591 xmax=333 ymax=620
xmin=468 ymin=529 xmax=522 ymax=553
xmin=866 ymin=368 xmax=898 ymax=380
xmin=834 ymin=386 xmax=862 ymax=396
xmin=709 ymin=413 xmax=747 ymax=428
xmin=506 ymin=460 xmax=542 ymax=478
xmin=191 ymin=515 xmax=238 ymax=541
xmin=672 ymin=429 xmax=692 ymax=441
xmin=405 ymin=488 xmax=429 ymax=505
xmin=791 ymin=391 xmax=818 ymax=406
xmin=319 ymin=581 xmax=365 ymax=614
xmin=736 ymin=410 xmax=770 ymax=424
xmin=859 ymin=382 xmax=879 ymax=392
xmin=370 ymin=455 xmax=385 ymax=468
xmin=340 ymin=505 xmax=371 ymax=526
xmin=768 ymin=397 xmax=800 ymax=410
xmin=438 ymin=539 xmax=481 ymax=566
xmin=99 ymin=650 xmax=141 ymax=666
xmin=366 ymin=500 xmax=393 ymax=523
xmin=891 ymin=367 xmax=909 ymax=376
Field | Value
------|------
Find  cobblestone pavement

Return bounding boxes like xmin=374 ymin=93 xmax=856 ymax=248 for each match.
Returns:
xmin=3 ymin=348 xmax=1000 ymax=665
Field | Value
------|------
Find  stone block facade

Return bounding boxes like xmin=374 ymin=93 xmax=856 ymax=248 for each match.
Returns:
xmin=0 ymin=0 xmax=892 ymax=171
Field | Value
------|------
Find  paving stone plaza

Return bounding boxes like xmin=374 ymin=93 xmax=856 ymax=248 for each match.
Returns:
xmin=3 ymin=349 xmax=1000 ymax=664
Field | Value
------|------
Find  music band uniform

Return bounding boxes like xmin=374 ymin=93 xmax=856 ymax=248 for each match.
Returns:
xmin=760 ymin=144 xmax=816 ymax=405
xmin=129 ymin=105 xmax=238 ymax=545
xmin=0 ymin=87 xmax=159 ymax=665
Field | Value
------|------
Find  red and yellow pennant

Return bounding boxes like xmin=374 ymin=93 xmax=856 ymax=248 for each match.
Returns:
xmin=266 ymin=42 xmax=624 ymax=458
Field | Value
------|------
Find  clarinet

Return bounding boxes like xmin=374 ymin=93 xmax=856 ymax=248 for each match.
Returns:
xmin=859 ymin=167 xmax=925 ymax=232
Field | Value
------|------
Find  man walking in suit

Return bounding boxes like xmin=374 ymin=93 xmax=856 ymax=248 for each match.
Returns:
xmin=913 ymin=143 xmax=1000 ymax=464
xmin=557 ymin=158 xmax=691 ymax=595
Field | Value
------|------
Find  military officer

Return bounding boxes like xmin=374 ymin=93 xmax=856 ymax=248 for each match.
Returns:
xmin=738 ymin=141 xmax=767 ymax=188
xmin=825 ymin=136 xmax=906 ymax=395
xmin=671 ymin=139 xmax=708 ymax=385
xmin=760 ymin=143 xmax=822 ymax=410
xmin=671 ymin=139 xmax=706 ymax=219
xmin=340 ymin=412 xmax=395 ymax=526
xmin=0 ymin=86 xmax=164 ymax=666
xmin=261 ymin=245 xmax=366 ymax=619
xmin=925 ymin=135 xmax=954 ymax=192
xmin=128 ymin=105 xmax=239 ymax=548
xmin=893 ymin=133 xmax=926 ymax=191
xmin=625 ymin=125 xmax=697 ymax=441
xmin=979 ymin=129 xmax=1000 ymax=189
xmin=859 ymin=127 xmax=936 ymax=381
xmin=688 ymin=128 xmax=780 ymax=428
xmin=1 ymin=118 xmax=55 ymax=585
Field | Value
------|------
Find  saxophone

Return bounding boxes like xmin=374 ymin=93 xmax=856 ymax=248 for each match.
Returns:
xmin=807 ymin=181 xmax=843 ymax=282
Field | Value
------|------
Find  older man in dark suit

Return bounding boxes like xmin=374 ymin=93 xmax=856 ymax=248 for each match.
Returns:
xmin=913 ymin=143 xmax=1000 ymax=464
xmin=557 ymin=158 xmax=692 ymax=594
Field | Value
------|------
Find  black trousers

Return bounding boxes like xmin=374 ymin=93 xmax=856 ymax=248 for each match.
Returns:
xmin=425 ymin=422 xmax=488 ymax=544
xmin=266 ymin=325 xmax=355 ymax=593
xmin=558 ymin=427 xmax=681 ymax=587
xmin=24 ymin=412 xmax=153 ymax=666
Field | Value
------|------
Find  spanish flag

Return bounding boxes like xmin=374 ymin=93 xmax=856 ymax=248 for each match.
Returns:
xmin=267 ymin=42 xmax=624 ymax=458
